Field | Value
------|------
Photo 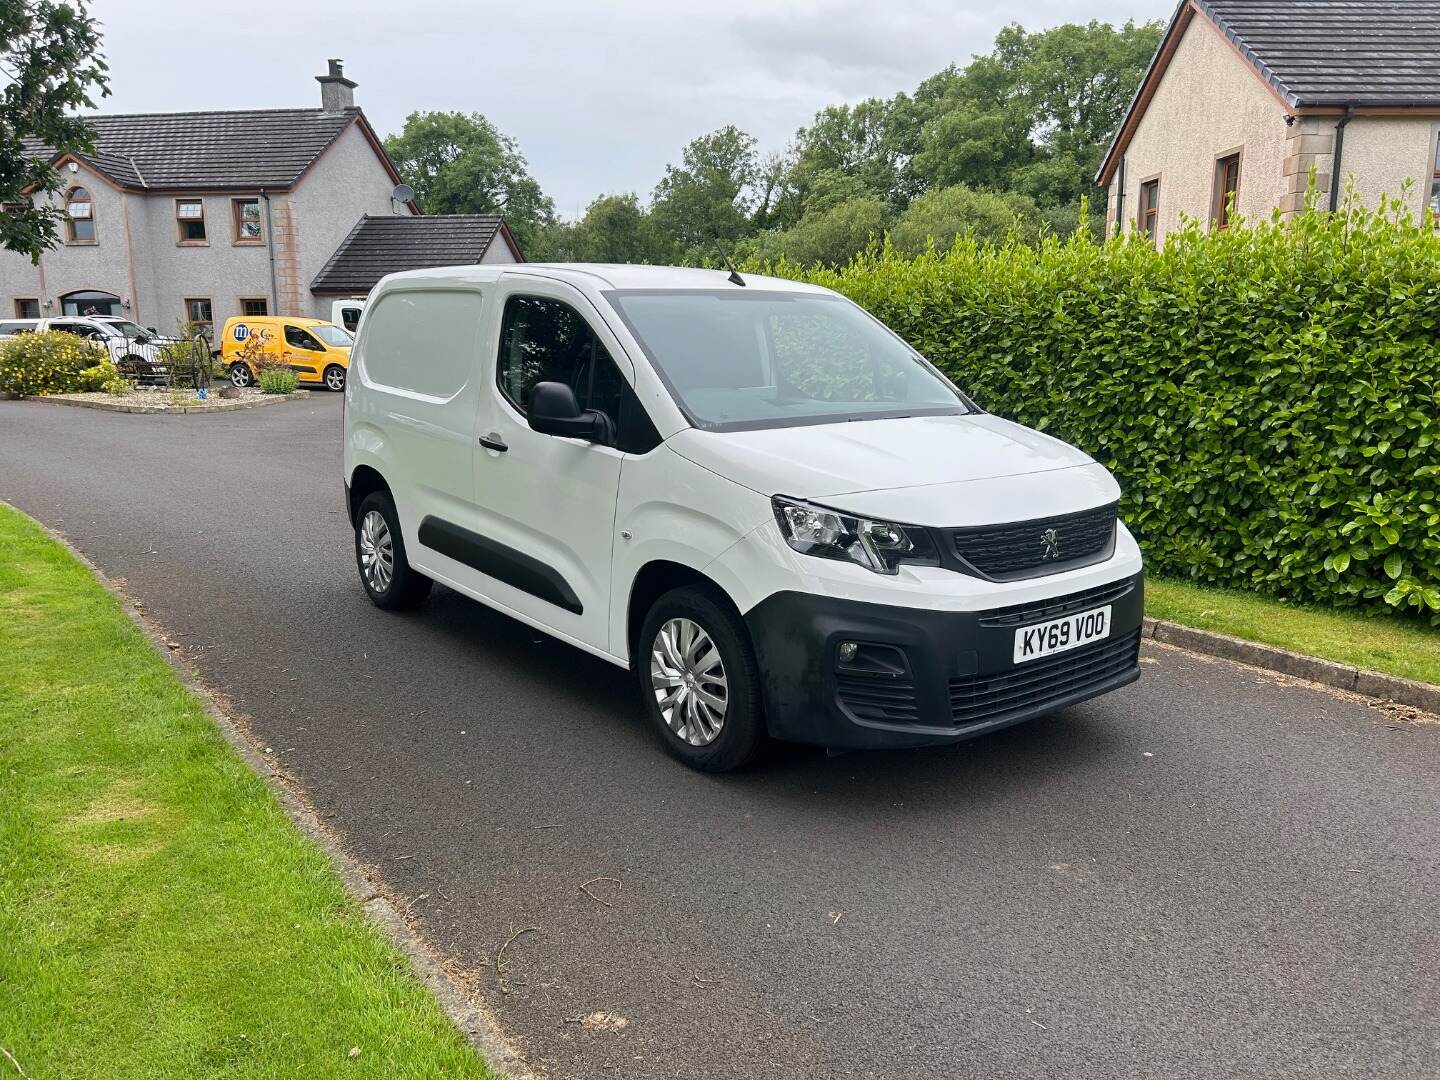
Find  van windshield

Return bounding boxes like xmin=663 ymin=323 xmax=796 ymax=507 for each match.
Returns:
xmin=311 ymin=325 xmax=353 ymax=347
xmin=605 ymin=289 xmax=970 ymax=431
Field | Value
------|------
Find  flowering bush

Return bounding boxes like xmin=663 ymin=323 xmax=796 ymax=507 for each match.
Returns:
xmin=78 ymin=361 xmax=122 ymax=392
xmin=0 ymin=331 xmax=108 ymax=396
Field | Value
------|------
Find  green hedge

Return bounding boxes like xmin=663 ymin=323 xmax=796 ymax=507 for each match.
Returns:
xmin=763 ymin=202 xmax=1440 ymax=621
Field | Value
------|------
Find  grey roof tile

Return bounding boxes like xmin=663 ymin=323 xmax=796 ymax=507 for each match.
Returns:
xmin=310 ymin=214 xmax=515 ymax=293
xmin=25 ymin=108 xmax=359 ymax=190
xmin=1198 ymin=0 xmax=1440 ymax=105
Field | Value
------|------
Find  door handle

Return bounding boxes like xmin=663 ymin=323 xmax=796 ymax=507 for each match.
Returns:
xmin=478 ymin=433 xmax=508 ymax=453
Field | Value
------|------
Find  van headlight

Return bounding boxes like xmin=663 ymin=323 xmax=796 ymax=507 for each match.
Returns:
xmin=772 ymin=496 xmax=939 ymax=575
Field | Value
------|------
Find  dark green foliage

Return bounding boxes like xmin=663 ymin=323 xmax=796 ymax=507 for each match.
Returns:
xmin=0 ymin=1 xmax=110 ymax=261
xmin=383 ymin=110 xmax=555 ymax=253
xmin=765 ymin=202 xmax=1440 ymax=621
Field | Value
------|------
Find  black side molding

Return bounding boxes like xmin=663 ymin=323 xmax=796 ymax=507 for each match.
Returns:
xmin=417 ymin=516 xmax=583 ymax=615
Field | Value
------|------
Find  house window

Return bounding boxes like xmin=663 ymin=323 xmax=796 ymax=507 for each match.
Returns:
xmin=184 ymin=298 xmax=213 ymax=337
xmin=1431 ymin=134 xmax=1440 ymax=218
xmin=232 ymin=198 xmax=262 ymax=243
xmin=241 ymin=297 xmax=269 ymax=316
xmin=176 ymin=199 xmax=207 ymax=243
xmin=14 ymin=299 xmax=39 ymax=318
xmin=1138 ymin=179 xmax=1160 ymax=245
xmin=1213 ymin=153 xmax=1241 ymax=229
xmin=66 ymin=187 xmax=95 ymax=242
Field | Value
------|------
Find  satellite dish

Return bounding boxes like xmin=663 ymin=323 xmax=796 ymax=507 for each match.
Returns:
xmin=392 ymin=184 xmax=415 ymax=204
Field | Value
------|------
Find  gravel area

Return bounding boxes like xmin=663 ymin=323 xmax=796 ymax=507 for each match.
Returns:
xmin=40 ymin=386 xmax=310 ymax=413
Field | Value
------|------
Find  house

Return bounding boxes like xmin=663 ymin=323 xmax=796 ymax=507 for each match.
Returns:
xmin=311 ymin=214 xmax=522 ymax=302
xmin=1098 ymin=0 xmax=1440 ymax=242
xmin=1 ymin=61 xmax=519 ymax=334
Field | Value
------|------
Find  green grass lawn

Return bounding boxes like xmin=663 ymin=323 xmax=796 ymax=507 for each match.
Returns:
xmin=1147 ymin=576 xmax=1440 ymax=687
xmin=0 ymin=505 xmax=492 ymax=1080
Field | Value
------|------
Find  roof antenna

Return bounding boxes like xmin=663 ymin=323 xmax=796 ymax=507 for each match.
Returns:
xmin=712 ymin=239 xmax=746 ymax=287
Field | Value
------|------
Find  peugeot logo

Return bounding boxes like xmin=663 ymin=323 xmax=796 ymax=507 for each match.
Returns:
xmin=1039 ymin=527 xmax=1062 ymax=561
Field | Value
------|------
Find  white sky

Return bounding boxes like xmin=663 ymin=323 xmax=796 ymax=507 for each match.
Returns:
xmin=89 ymin=0 xmax=1167 ymax=216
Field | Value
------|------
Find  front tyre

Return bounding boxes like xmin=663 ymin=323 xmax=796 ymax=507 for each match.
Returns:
xmin=323 ymin=364 xmax=346 ymax=392
xmin=638 ymin=586 xmax=767 ymax=772
xmin=355 ymin=491 xmax=432 ymax=610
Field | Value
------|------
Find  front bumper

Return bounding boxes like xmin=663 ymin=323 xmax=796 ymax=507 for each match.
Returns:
xmin=744 ymin=571 xmax=1144 ymax=749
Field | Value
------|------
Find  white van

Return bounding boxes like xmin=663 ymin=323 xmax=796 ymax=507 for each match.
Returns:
xmin=330 ymin=298 xmax=366 ymax=335
xmin=343 ymin=264 xmax=1144 ymax=771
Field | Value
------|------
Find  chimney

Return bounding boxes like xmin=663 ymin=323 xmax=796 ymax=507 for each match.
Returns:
xmin=316 ymin=58 xmax=357 ymax=112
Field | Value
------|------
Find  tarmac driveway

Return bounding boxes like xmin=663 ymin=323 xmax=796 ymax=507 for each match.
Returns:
xmin=2 ymin=394 xmax=1438 ymax=1080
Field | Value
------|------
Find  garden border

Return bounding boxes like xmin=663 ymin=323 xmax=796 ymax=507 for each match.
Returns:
xmin=1143 ymin=617 xmax=1440 ymax=714
xmin=34 ymin=389 xmax=311 ymax=415
xmin=17 ymin=508 xmax=534 ymax=1080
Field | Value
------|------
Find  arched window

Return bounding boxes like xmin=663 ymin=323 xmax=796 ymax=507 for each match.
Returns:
xmin=66 ymin=187 xmax=95 ymax=242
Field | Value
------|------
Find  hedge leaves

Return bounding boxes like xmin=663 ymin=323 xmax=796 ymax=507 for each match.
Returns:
xmin=767 ymin=201 xmax=1440 ymax=621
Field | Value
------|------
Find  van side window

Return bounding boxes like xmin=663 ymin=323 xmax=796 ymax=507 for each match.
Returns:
xmin=284 ymin=325 xmax=324 ymax=351
xmin=497 ymin=295 xmax=660 ymax=454
xmin=362 ymin=289 xmax=483 ymax=399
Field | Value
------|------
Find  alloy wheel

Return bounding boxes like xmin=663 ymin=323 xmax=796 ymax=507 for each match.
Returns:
xmin=358 ymin=509 xmax=395 ymax=593
xmin=325 ymin=366 xmax=345 ymax=391
xmin=650 ymin=617 xmax=728 ymax=746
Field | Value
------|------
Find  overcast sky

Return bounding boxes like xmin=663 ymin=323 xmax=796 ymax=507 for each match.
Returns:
xmin=90 ymin=0 xmax=1165 ymax=216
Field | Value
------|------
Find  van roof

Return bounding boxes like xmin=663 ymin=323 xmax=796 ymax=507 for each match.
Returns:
xmin=375 ymin=263 xmax=834 ymax=295
xmin=221 ymin=315 xmax=333 ymax=326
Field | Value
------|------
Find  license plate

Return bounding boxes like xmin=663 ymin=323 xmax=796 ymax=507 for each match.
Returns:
xmin=1013 ymin=605 xmax=1111 ymax=664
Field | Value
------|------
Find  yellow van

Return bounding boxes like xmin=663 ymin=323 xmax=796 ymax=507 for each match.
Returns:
xmin=221 ymin=316 xmax=353 ymax=391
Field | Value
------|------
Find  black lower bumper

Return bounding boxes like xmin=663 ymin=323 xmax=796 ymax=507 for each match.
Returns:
xmin=744 ymin=572 xmax=1144 ymax=750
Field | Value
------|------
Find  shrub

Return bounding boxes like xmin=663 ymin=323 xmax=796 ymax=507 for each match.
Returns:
xmin=761 ymin=198 xmax=1440 ymax=622
xmin=258 ymin=369 xmax=298 ymax=395
xmin=101 ymin=374 xmax=131 ymax=396
xmin=78 ymin=360 xmax=122 ymax=392
xmin=0 ymin=330 xmax=107 ymax=397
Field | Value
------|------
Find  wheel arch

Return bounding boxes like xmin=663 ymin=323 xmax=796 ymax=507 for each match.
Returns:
xmin=347 ymin=464 xmax=390 ymax=526
xmin=626 ymin=560 xmax=739 ymax=667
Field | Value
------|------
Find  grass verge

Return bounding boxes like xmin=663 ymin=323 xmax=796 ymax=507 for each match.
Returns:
xmin=0 ymin=505 xmax=492 ymax=1079
xmin=1147 ymin=576 xmax=1440 ymax=687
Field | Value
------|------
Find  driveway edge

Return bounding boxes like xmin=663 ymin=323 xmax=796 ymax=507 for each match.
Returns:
xmin=1143 ymin=617 xmax=1440 ymax=714
xmin=23 ymin=511 xmax=536 ymax=1080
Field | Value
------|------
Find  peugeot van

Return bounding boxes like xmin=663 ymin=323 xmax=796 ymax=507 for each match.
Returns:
xmin=342 ymin=265 xmax=1144 ymax=771
xmin=221 ymin=316 xmax=353 ymax=390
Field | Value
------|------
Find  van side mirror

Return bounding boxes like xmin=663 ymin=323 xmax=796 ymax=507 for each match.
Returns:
xmin=528 ymin=381 xmax=614 ymax=444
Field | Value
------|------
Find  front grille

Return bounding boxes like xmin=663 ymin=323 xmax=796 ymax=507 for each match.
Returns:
xmin=836 ymin=673 xmax=919 ymax=723
xmin=948 ymin=630 xmax=1141 ymax=727
xmin=949 ymin=503 xmax=1118 ymax=580
xmin=978 ymin=576 xmax=1137 ymax=629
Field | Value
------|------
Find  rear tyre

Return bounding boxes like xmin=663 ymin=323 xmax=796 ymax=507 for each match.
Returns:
xmin=229 ymin=362 xmax=254 ymax=388
xmin=355 ymin=490 xmax=432 ymax=610
xmin=638 ymin=586 xmax=767 ymax=772
xmin=323 ymin=364 xmax=346 ymax=392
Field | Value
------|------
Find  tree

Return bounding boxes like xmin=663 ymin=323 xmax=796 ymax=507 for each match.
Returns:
xmin=889 ymin=184 xmax=1046 ymax=255
xmin=383 ymin=111 xmax=555 ymax=253
xmin=549 ymin=192 xmax=661 ymax=263
xmin=739 ymin=197 xmax=890 ymax=268
xmin=649 ymin=126 xmax=758 ymax=260
xmin=910 ymin=21 xmax=1162 ymax=209
xmin=0 ymin=1 xmax=109 ymax=261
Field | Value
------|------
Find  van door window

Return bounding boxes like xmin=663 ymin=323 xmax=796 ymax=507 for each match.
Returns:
xmin=496 ymin=295 xmax=659 ymax=453
xmin=284 ymin=325 xmax=325 ymax=351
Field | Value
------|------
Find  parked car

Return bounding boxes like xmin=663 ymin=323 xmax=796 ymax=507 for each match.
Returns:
xmin=342 ymin=264 xmax=1145 ymax=772
xmin=0 ymin=316 xmax=180 ymax=383
xmin=330 ymin=298 xmax=366 ymax=334
xmin=220 ymin=316 xmax=353 ymax=391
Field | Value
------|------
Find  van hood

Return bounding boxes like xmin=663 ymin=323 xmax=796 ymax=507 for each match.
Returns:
xmin=668 ymin=413 xmax=1119 ymax=527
